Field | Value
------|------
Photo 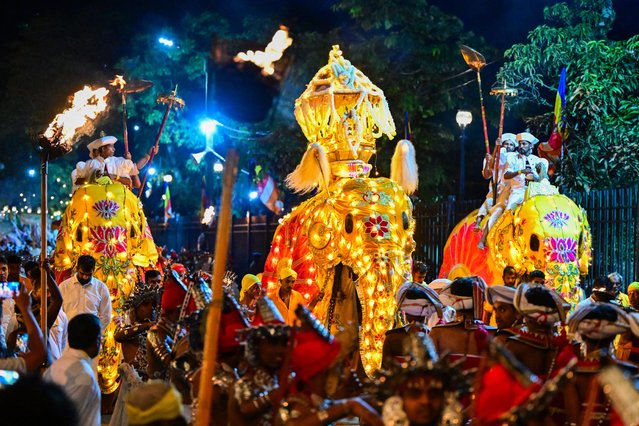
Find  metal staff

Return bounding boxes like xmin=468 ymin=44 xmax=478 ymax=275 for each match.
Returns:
xmin=110 ymin=76 xmax=154 ymax=155
xmin=489 ymin=81 xmax=518 ymax=205
xmin=460 ymin=45 xmax=490 ymax=154
xmin=138 ymin=87 xmax=185 ymax=197
xmin=195 ymin=148 xmax=239 ymax=426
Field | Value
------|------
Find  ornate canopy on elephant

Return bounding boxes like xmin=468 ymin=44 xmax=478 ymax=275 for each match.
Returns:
xmin=440 ymin=182 xmax=591 ymax=305
xmin=264 ymin=46 xmax=418 ymax=376
xmin=53 ymin=182 xmax=158 ymax=392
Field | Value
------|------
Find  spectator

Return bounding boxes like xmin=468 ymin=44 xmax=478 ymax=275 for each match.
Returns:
xmin=411 ymin=261 xmax=429 ymax=284
xmin=576 ymin=276 xmax=616 ymax=309
xmin=0 ymin=374 xmax=78 ymax=426
xmin=0 ymin=256 xmax=14 ymax=337
xmin=0 ymin=283 xmax=46 ymax=373
xmin=609 ymin=272 xmax=630 ymax=307
xmin=145 ymin=269 xmax=162 ymax=287
xmin=45 ymin=313 xmax=102 ymax=426
xmin=529 ymin=269 xmax=546 ymax=285
xmin=7 ymin=254 xmax=31 ymax=291
xmin=58 ymin=255 xmax=112 ymax=332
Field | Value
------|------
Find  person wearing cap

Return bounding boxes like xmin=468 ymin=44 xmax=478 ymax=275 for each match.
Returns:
xmin=563 ymin=303 xmax=637 ymax=425
xmin=277 ymin=304 xmax=383 ymax=426
xmin=503 ymin=132 xmax=549 ymax=210
xmin=429 ymin=276 xmax=495 ymax=366
xmin=628 ymin=282 xmax=639 ymax=310
xmin=239 ymin=274 xmax=263 ymax=320
xmin=485 ymin=285 xmax=522 ymax=343
xmin=382 ymin=282 xmax=443 ymax=368
xmin=125 ymin=382 xmax=187 ymax=426
xmin=271 ymin=266 xmax=306 ymax=326
xmin=146 ymin=271 xmax=187 ymax=380
xmin=474 ymin=133 xmax=518 ymax=233
xmin=608 ymin=272 xmax=630 ymax=307
xmin=505 ymin=283 xmax=575 ymax=378
xmin=229 ymin=296 xmax=291 ymax=426
xmin=81 ymin=135 xmax=141 ymax=189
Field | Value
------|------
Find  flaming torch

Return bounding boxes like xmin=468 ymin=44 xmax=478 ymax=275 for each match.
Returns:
xmin=234 ymin=25 xmax=293 ymax=76
xmin=37 ymin=85 xmax=110 ymax=335
xmin=109 ymin=75 xmax=154 ymax=155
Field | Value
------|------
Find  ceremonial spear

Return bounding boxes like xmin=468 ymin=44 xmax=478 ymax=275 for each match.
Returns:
xmin=489 ymin=81 xmax=518 ymax=205
xmin=138 ymin=87 xmax=185 ymax=197
xmin=109 ymin=76 xmax=154 ymax=155
xmin=460 ymin=45 xmax=490 ymax=155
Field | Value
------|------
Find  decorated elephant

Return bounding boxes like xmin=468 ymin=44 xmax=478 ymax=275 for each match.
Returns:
xmin=440 ymin=182 xmax=591 ymax=304
xmin=53 ymin=182 xmax=159 ymax=392
xmin=263 ymin=46 xmax=418 ymax=375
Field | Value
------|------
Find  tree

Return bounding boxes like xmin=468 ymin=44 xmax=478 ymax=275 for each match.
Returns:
xmin=498 ymin=0 xmax=639 ymax=191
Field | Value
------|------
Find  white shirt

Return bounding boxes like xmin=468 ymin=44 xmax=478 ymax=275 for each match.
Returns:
xmin=49 ymin=310 xmax=68 ymax=362
xmin=483 ymin=148 xmax=517 ymax=190
xmin=505 ymin=153 xmax=548 ymax=190
xmin=44 ymin=348 xmax=100 ymax=426
xmin=59 ymin=275 xmax=112 ymax=332
xmin=83 ymin=156 xmax=138 ymax=180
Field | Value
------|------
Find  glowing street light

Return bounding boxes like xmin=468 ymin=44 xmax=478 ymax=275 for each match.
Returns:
xmin=148 ymin=167 xmax=157 ymax=176
xmin=199 ymin=119 xmax=217 ymax=137
xmin=27 ymin=169 xmax=36 ymax=177
xmin=249 ymin=191 xmax=258 ymax=200
xmin=455 ymin=110 xmax=473 ymax=200
xmin=158 ymin=37 xmax=174 ymax=47
xmin=213 ymin=162 xmax=224 ymax=173
xmin=163 ymin=174 xmax=173 ymax=183
xmin=133 ymin=125 xmax=140 ymax=131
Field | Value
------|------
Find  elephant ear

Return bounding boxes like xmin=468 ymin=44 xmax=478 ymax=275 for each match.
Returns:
xmin=390 ymin=139 xmax=418 ymax=194
xmin=285 ymin=143 xmax=330 ymax=194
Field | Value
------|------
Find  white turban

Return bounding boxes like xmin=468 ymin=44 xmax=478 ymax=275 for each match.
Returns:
xmin=485 ymin=285 xmax=516 ymax=306
xmin=516 ymin=132 xmax=539 ymax=145
xmin=501 ymin=133 xmax=517 ymax=144
xmin=428 ymin=278 xmax=452 ymax=294
xmin=567 ymin=302 xmax=630 ymax=340
xmin=396 ymin=282 xmax=442 ymax=319
xmin=514 ymin=283 xmax=569 ymax=325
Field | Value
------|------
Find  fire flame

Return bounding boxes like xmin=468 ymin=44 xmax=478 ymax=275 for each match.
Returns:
xmin=234 ymin=26 xmax=292 ymax=76
xmin=43 ymin=86 xmax=110 ymax=144
xmin=109 ymin=75 xmax=126 ymax=91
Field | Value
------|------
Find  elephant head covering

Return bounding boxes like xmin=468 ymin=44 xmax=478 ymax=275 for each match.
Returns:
xmin=485 ymin=285 xmax=516 ymax=306
xmin=395 ymin=282 xmax=443 ymax=320
xmin=567 ymin=302 xmax=630 ymax=340
xmin=513 ymin=283 xmax=570 ymax=325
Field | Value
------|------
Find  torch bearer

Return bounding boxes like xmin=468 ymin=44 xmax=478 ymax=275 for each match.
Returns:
xmin=110 ymin=76 xmax=154 ymax=155
xmin=460 ymin=45 xmax=490 ymax=154
xmin=138 ymin=87 xmax=185 ymax=196
xmin=489 ymin=80 xmax=518 ymax=204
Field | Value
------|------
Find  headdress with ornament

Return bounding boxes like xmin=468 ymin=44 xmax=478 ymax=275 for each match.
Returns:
xmin=290 ymin=304 xmax=356 ymax=382
xmin=395 ymin=281 xmax=443 ymax=320
xmin=485 ymin=285 xmax=517 ymax=306
xmin=513 ymin=283 xmax=570 ymax=325
xmin=241 ymin=296 xmax=291 ymax=366
xmin=122 ymin=282 xmax=161 ymax=312
xmin=567 ymin=302 xmax=630 ymax=340
xmin=439 ymin=276 xmax=487 ymax=320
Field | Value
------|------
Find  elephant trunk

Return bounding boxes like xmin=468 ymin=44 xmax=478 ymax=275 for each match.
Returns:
xmin=544 ymin=260 xmax=582 ymax=304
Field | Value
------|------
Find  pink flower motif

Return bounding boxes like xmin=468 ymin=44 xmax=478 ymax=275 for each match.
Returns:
xmin=92 ymin=200 xmax=121 ymax=219
xmin=89 ymin=226 xmax=128 ymax=257
xmin=364 ymin=214 xmax=390 ymax=239
xmin=544 ymin=237 xmax=577 ymax=263
xmin=544 ymin=210 xmax=570 ymax=228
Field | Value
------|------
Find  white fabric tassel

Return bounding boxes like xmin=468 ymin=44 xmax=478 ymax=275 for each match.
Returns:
xmin=285 ymin=143 xmax=330 ymax=194
xmin=390 ymin=139 xmax=418 ymax=194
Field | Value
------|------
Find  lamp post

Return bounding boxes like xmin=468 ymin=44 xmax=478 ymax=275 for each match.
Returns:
xmin=455 ymin=110 xmax=472 ymax=201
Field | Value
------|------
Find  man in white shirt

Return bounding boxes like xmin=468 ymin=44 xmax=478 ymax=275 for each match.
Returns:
xmin=502 ymin=132 xmax=548 ymax=210
xmin=80 ymin=136 xmax=140 ymax=188
xmin=59 ymin=255 xmax=112 ymax=333
xmin=45 ymin=313 xmax=102 ymax=426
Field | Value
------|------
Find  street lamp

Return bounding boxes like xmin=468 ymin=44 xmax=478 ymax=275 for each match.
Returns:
xmin=213 ymin=162 xmax=224 ymax=173
xmin=163 ymin=174 xmax=173 ymax=183
xmin=158 ymin=37 xmax=174 ymax=47
xmin=199 ymin=119 xmax=217 ymax=137
xmin=455 ymin=110 xmax=472 ymax=201
xmin=27 ymin=168 xmax=36 ymax=177
xmin=249 ymin=190 xmax=258 ymax=200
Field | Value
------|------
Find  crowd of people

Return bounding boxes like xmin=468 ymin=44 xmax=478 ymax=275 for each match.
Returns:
xmin=1 ymin=251 xmax=639 ymax=426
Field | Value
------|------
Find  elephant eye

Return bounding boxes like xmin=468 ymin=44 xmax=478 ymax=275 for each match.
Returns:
xmin=530 ymin=234 xmax=540 ymax=251
xmin=402 ymin=212 xmax=409 ymax=230
xmin=345 ymin=213 xmax=354 ymax=233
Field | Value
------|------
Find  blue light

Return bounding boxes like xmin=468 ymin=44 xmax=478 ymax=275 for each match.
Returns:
xmin=199 ymin=119 xmax=218 ymax=137
xmin=158 ymin=37 xmax=174 ymax=47
xmin=249 ymin=191 xmax=258 ymax=200
xmin=148 ymin=167 xmax=157 ymax=176
xmin=27 ymin=169 xmax=36 ymax=177
xmin=133 ymin=125 xmax=140 ymax=131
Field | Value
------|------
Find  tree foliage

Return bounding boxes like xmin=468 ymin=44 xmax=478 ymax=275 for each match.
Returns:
xmin=498 ymin=0 xmax=639 ymax=191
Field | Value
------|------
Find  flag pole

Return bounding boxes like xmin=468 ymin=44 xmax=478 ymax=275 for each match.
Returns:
xmin=195 ymin=148 xmax=239 ymax=426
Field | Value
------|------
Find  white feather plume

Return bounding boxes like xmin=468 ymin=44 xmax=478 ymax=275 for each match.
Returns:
xmin=390 ymin=139 xmax=419 ymax=194
xmin=285 ymin=143 xmax=330 ymax=194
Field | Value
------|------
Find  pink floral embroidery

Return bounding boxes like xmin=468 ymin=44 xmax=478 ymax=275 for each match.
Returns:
xmin=364 ymin=214 xmax=390 ymax=239
xmin=544 ymin=237 xmax=577 ymax=263
xmin=92 ymin=200 xmax=120 ymax=220
xmin=544 ymin=210 xmax=570 ymax=228
xmin=89 ymin=226 xmax=127 ymax=257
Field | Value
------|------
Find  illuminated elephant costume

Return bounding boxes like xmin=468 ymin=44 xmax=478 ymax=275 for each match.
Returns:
xmin=263 ymin=46 xmax=418 ymax=375
xmin=440 ymin=182 xmax=591 ymax=304
xmin=53 ymin=182 xmax=158 ymax=392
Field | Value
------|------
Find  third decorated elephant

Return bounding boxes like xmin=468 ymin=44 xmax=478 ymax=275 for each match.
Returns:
xmin=440 ymin=182 xmax=591 ymax=304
